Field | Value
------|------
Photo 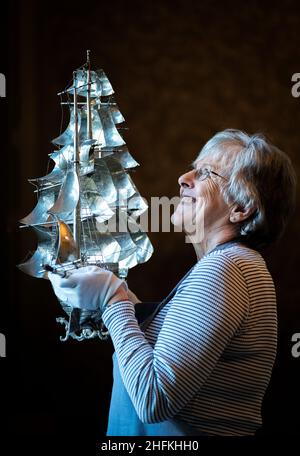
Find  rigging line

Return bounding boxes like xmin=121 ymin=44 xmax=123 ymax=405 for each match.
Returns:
xmin=77 ymin=63 xmax=86 ymax=71
xmin=62 ymin=75 xmax=74 ymax=95
xmin=71 ymin=78 xmax=99 ymax=92
xmin=111 ymin=209 xmax=127 ymax=259
xmin=56 ymin=147 xmax=69 ymax=171
xmin=50 ymin=217 xmax=59 ymax=263
xmin=82 ymin=187 xmax=92 ymax=244
xmin=90 ymin=203 xmax=104 ymax=263
xmin=44 ymin=153 xmax=54 ymax=177
xmin=87 ymin=212 xmax=96 ymax=262
xmin=82 ymin=185 xmax=97 ymax=261
xmin=59 ymin=93 xmax=65 ymax=137
xmin=80 ymin=216 xmax=87 ymax=260
xmin=29 ymin=179 xmax=40 ymax=198
xmin=57 ymin=71 xmax=77 ymax=98
xmin=64 ymin=91 xmax=75 ymax=145
xmin=89 ymin=188 xmax=107 ymax=264
xmin=58 ymin=77 xmax=99 ymax=96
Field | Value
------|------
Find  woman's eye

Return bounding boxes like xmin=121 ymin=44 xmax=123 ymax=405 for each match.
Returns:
xmin=196 ymin=168 xmax=207 ymax=178
xmin=195 ymin=167 xmax=211 ymax=180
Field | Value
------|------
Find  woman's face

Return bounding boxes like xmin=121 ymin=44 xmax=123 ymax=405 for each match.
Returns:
xmin=171 ymin=156 xmax=232 ymax=241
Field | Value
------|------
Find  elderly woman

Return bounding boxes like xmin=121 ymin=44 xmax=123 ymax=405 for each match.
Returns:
xmin=49 ymin=129 xmax=296 ymax=436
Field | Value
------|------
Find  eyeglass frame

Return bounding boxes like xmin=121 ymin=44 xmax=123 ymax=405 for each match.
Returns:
xmin=192 ymin=164 xmax=228 ymax=182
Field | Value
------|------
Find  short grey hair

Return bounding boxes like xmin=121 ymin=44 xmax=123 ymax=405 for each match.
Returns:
xmin=197 ymin=129 xmax=297 ymax=248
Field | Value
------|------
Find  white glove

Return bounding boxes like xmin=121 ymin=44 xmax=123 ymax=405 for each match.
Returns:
xmin=48 ymin=266 xmax=130 ymax=312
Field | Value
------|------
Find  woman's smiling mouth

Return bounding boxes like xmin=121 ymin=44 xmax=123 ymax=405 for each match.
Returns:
xmin=180 ymin=195 xmax=197 ymax=203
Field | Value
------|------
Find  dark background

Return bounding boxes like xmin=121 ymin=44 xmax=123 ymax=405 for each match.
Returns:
xmin=2 ymin=0 xmax=300 ymax=451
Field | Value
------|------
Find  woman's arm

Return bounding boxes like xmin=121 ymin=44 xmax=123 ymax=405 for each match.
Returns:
xmin=102 ymin=252 xmax=249 ymax=424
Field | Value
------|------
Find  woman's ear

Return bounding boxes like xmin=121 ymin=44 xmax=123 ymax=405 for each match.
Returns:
xmin=229 ymin=204 xmax=256 ymax=223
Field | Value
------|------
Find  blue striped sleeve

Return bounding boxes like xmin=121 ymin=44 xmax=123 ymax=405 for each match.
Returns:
xmin=102 ymin=252 xmax=249 ymax=424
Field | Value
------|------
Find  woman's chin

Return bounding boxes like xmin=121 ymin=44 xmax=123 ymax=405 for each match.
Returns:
xmin=171 ymin=208 xmax=204 ymax=242
xmin=170 ymin=213 xmax=176 ymax=226
xmin=171 ymin=211 xmax=183 ymax=228
xmin=171 ymin=211 xmax=192 ymax=232
xmin=171 ymin=202 xmax=194 ymax=225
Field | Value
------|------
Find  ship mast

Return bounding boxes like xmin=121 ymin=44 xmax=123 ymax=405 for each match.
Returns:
xmin=73 ymin=71 xmax=81 ymax=258
xmin=86 ymin=49 xmax=92 ymax=140
xmin=72 ymin=50 xmax=92 ymax=259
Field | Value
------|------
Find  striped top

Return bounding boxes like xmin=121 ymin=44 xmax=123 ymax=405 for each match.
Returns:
xmin=102 ymin=243 xmax=277 ymax=436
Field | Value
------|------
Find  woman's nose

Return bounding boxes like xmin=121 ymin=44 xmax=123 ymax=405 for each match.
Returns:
xmin=178 ymin=170 xmax=195 ymax=188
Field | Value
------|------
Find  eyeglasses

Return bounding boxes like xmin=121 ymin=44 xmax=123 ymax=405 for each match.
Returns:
xmin=194 ymin=165 xmax=228 ymax=182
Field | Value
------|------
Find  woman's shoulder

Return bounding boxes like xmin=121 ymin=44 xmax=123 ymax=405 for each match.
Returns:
xmin=176 ymin=243 xmax=274 ymax=310
xmin=193 ymin=243 xmax=268 ymax=277
xmin=193 ymin=243 xmax=267 ymax=271
xmin=211 ymin=242 xmax=263 ymax=259
xmin=177 ymin=245 xmax=252 ymax=302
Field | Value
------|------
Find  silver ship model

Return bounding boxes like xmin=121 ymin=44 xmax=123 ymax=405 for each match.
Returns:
xmin=18 ymin=51 xmax=153 ymax=341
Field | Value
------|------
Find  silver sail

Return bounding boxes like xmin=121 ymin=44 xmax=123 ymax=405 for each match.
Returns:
xmin=48 ymin=169 xmax=80 ymax=215
xmin=67 ymin=69 xmax=114 ymax=98
xmin=52 ymin=106 xmax=81 ymax=146
xmin=100 ymin=146 xmax=139 ymax=169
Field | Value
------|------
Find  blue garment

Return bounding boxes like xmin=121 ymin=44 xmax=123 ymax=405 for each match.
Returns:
xmin=106 ymin=241 xmax=240 ymax=436
xmin=107 ymin=352 xmax=206 ymax=436
xmin=107 ymin=262 xmax=203 ymax=436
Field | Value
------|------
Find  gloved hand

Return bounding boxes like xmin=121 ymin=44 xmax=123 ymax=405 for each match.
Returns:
xmin=48 ymin=265 xmax=130 ymax=312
